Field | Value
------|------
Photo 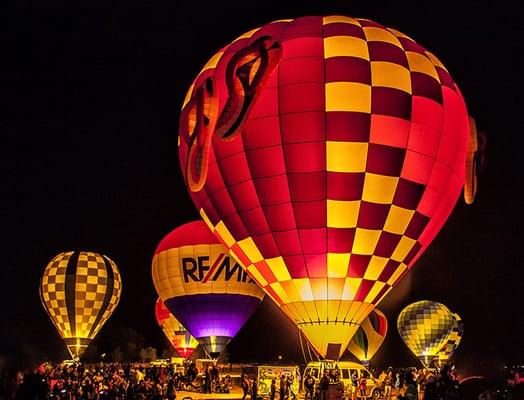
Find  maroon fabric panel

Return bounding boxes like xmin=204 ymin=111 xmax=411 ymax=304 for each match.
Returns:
xmin=357 ymin=202 xmax=391 ymax=230
xmin=299 ymin=228 xmax=327 ymax=254
xmin=348 ymin=254 xmax=371 ymax=278
xmin=323 ymin=22 xmax=365 ymax=39
xmin=293 ymin=201 xmax=326 ymax=229
xmin=327 ymin=228 xmax=356 ymax=253
xmin=410 ymin=72 xmax=443 ymax=104
xmin=254 ymin=176 xmax=290 ymax=206
xmin=371 ymin=87 xmax=412 ymax=120
xmin=368 ymin=41 xmax=409 ymax=67
xmin=288 ymin=172 xmax=326 ymax=202
xmin=280 ymin=112 xmax=325 ymax=143
xmin=327 ymin=172 xmax=365 ymax=200
xmin=374 ymin=232 xmax=402 ymax=258
xmin=283 ymin=142 xmax=325 ymax=173
xmin=325 ymin=57 xmax=371 ymax=84
xmin=405 ymin=212 xmax=431 ymax=239
xmin=326 ymin=112 xmax=371 ymax=142
xmin=262 ymin=203 xmax=296 ymax=231
xmin=366 ymin=143 xmax=405 ymax=176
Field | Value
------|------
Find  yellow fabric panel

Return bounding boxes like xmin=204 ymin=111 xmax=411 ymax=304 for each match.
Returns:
xmin=324 ymin=35 xmax=370 ymax=59
xmin=326 ymin=141 xmax=368 ymax=173
xmin=281 ymin=280 xmax=301 ymax=303
xmin=314 ymin=298 xmax=329 ymax=320
xmin=384 ymin=205 xmax=416 ymax=235
xmin=363 ymin=256 xmax=389 ymax=280
xmin=247 ymin=265 xmax=269 ymax=287
xmin=342 ymin=278 xmax=362 ymax=300
xmin=363 ymin=27 xmax=403 ymax=47
xmin=335 ymin=300 xmax=352 ymax=322
xmin=303 ymin=301 xmax=320 ymax=322
xmin=299 ymin=320 xmax=360 ymax=359
xmin=425 ymin=51 xmax=448 ymax=72
xmin=327 ymin=199 xmax=361 ymax=228
xmin=364 ymin=282 xmax=386 ymax=303
xmin=199 ymin=51 xmax=224 ymax=74
xmin=269 ymin=282 xmax=291 ymax=304
xmin=323 ymin=16 xmax=361 ymax=26
xmin=215 ymin=220 xmax=236 ymax=248
xmin=233 ymin=27 xmax=259 ymax=41
xmin=294 ymin=279 xmax=315 ymax=301
xmin=362 ymin=173 xmax=399 ymax=204
xmin=327 ymin=253 xmax=351 ymax=277
xmin=237 ymin=237 xmax=264 ymax=263
xmin=354 ymin=302 xmax=375 ymax=323
xmin=329 ymin=300 xmax=343 ymax=321
xmin=406 ymin=51 xmax=440 ymax=82
xmin=325 ymin=82 xmax=371 ymax=112
xmin=343 ymin=301 xmax=361 ymax=322
xmin=391 ymin=236 xmax=417 ymax=261
xmin=386 ymin=27 xmax=413 ymax=40
xmin=387 ymin=263 xmax=407 ymax=286
xmin=352 ymin=228 xmax=381 ymax=255
xmin=310 ymin=278 xmax=328 ymax=300
xmin=266 ymin=256 xmax=292 ymax=281
xmin=371 ymin=62 xmax=412 ymax=94
xmin=327 ymin=278 xmax=346 ymax=300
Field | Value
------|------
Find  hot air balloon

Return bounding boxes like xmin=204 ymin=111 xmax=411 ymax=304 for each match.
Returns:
xmin=178 ymin=16 xmax=471 ymax=359
xmin=347 ymin=308 xmax=387 ymax=364
xmin=151 ymin=221 xmax=264 ymax=358
xmin=435 ymin=312 xmax=464 ymax=367
xmin=397 ymin=300 xmax=455 ymax=367
xmin=155 ymin=297 xmax=199 ymax=358
xmin=40 ymin=251 xmax=122 ymax=359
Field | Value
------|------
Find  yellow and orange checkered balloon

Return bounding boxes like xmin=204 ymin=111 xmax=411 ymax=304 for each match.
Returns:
xmin=40 ymin=251 xmax=122 ymax=358
xmin=179 ymin=16 xmax=471 ymax=359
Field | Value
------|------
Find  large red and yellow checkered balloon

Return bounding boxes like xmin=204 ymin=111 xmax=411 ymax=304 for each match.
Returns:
xmin=178 ymin=16 xmax=470 ymax=359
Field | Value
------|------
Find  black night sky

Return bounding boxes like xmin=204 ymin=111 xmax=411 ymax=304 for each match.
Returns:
xmin=3 ymin=0 xmax=523 ymax=378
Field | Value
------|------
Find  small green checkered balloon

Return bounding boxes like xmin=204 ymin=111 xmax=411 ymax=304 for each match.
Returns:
xmin=397 ymin=300 xmax=455 ymax=367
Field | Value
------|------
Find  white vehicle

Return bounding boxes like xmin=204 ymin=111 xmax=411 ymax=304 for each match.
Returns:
xmin=302 ymin=361 xmax=381 ymax=399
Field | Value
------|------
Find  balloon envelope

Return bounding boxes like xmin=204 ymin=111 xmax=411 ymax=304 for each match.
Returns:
xmin=40 ymin=251 xmax=122 ymax=358
xmin=178 ymin=16 xmax=470 ymax=359
xmin=435 ymin=312 xmax=464 ymax=367
xmin=397 ymin=300 xmax=455 ymax=367
xmin=152 ymin=221 xmax=264 ymax=357
xmin=155 ymin=298 xmax=199 ymax=358
xmin=348 ymin=308 xmax=387 ymax=363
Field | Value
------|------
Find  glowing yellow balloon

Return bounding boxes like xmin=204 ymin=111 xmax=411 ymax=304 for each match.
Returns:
xmin=347 ymin=309 xmax=388 ymax=364
xmin=39 ymin=251 xmax=122 ymax=358
xmin=397 ymin=300 xmax=455 ymax=367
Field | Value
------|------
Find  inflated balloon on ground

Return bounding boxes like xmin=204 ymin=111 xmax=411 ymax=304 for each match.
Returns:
xmin=179 ymin=15 xmax=472 ymax=359
xmin=40 ymin=251 xmax=122 ymax=359
xmin=151 ymin=221 xmax=264 ymax=357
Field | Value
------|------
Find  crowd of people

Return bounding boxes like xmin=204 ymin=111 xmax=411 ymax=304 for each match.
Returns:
xmin=6 ymin=360 xmax=232 ymax=400
xmin=3 ymin=359 xmax=523 ymax=400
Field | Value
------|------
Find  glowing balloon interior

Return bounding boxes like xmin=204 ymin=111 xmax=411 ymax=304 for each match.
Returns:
xmin=155 ymin=298 xmax=199 ymax=358
xmin=347 ymin=308 xmax=387 ymax=363
xmin=152 ymin=221 xmax=264 ymax=357
xmin=40 ymin=251 xmax=122 ymax=358
xmin=178 ymin=15 xmax=470 ymax=359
